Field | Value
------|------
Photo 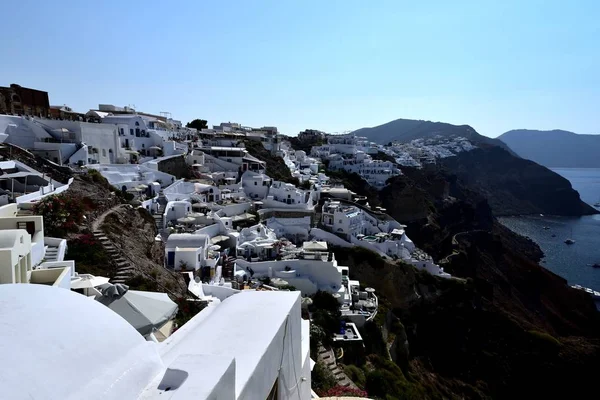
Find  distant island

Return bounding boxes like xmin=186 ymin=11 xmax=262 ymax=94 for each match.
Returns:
xmin=499 ymin=129 xmax=600 ymax=168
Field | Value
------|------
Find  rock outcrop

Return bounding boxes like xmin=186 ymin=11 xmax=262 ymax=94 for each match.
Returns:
xmin=440 ymin=146 xmax=598 ymax=216
xmin=334 ymin=166 xmax=600 ymax=399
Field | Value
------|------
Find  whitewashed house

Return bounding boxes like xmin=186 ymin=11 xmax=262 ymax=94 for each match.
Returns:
xmin=262 ymin=181 xmax=315 ymax=210
xmin=0 ymin=204 xmax=71 ymax=288
xmin=321 ymin=200 xmax=368 ymax=239
xmin=163 ymin=201 xmax=192 ymax=228
xmin=164 ymin=233 xmax=211 ymax=271
xmin=1 ymin=285 xmax=311 ymax=400
xmin=240 ymin=171 xmax=271 ymax=199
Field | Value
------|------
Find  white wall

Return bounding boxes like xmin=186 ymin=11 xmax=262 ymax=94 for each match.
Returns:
xmin=163 ymin=201 xmax=191 ymax=228
xmin=202 ymin=284 xmax=240 ymax=301
xmin=235 ymin=258 xmax=342 ymax=295
xmin=212 ymin=202 xmax=251 ymax=217
xmin=309 ymin=227 xmax=352 ymax=248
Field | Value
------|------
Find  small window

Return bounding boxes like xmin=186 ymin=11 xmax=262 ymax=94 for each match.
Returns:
xmin=135 ymin=121 xmax=140 ymax=126
xmin=102 ymin=149 xmax=106 ymax=157
xmin=254 ymin=182 xmax=257 ymax=186
xmin=130 ymin=129 xmax=133 ymax=135
xmin=120 ymin=128 xmax=124 ymax=135
xmin=339 ymin=219 xmax=342 ymax=223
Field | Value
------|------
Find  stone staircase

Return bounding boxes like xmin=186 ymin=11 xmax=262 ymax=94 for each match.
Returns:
xmin=153 ymin=203 xmax=166 ymax=231
xmin=93 ymin=230 xmax=135 ymax=284
xmin=44 ymin=246 xmax=60 ymax=262
xmin=317 ymin=346 xmax=358 ymax=389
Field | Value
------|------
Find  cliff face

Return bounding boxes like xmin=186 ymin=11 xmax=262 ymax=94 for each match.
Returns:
xmin=340 ymin=167 xmax=600 ymax=399
xmin=440 ymin=147 xmax=598 ymax=216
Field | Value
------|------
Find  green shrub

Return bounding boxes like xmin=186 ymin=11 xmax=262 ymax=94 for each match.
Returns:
xmin=66 ymin=234 xmax=111 ymax=276
xmin=311 ymin=362 xmax=337 ymax=394
xmin=344 ymin=364 xmax=366 ymax=388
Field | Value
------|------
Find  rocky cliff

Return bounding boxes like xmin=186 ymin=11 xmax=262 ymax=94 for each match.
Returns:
xmin=335 ymin=166 xmax=600 ymax=399
xmin=440 ymin=147 xmax=598 ymax=216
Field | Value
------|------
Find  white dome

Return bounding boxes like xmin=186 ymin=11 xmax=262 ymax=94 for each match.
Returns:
xmin=0 ymin=284 xmax=163 ymax=400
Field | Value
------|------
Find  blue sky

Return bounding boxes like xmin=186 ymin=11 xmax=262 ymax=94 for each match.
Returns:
xmin=2 ymin=0 xmax=599 ymax=137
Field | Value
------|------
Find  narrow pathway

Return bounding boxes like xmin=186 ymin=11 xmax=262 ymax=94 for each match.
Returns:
xmin=93 ymin=229 xmax=135 ymax=284
xmin=91 ymin=204 xmax=128 ymax=232
xmin=90 ymin=204 xmax=135 ymax=284
xmin=316 ymin=345 xmax=358 ymax=389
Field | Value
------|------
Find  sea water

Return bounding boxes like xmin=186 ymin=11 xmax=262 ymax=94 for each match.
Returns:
xmin=498 ymin=168 xmax=600 ymax=292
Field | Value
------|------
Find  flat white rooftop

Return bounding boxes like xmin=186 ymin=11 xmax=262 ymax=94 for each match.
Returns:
xmin=159 ymin=290 xmax=302 ymax=398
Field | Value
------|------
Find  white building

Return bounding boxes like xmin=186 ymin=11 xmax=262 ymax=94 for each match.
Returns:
xmin=0 ymin=160 xmax=73 ymax=206
xmin=0 ymin=204 xmax=71 ymax=288
xmin=311 ymin=134 xmax=399 ymax=188
xmin=194 ymin=146 xmax=265 ymax=175
xmin=163 ymin=200 xmax=192 ymax=228
xmin=1 ymin=285 xmax=311 ymax=399
xmin=163 ymin=180 xmax=221 ymax=203
xmin=266 ymin=216 xmax=311 ymax=244
xmin=240 ymin=171 xmax=271 ymax=200
xmin=262 ymin=180 xmax=315 ymax=210
xmin=321 ymin=200 xmax=368 ymax=239
xmin=87 ymin=164 xmax=174 ymax=193
xmin=164 ymin=233 xmax=211 ymax=271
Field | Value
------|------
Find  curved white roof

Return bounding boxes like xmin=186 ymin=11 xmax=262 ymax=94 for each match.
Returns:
xmin=166 ymin=233 xmax=210 ymax=248
xmin=0 ymin=284 xmax=163 ymax=400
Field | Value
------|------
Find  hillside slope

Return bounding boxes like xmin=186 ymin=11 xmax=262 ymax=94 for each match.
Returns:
xmin=353 ymin=118 xmax=512 ymax=153
xmin=499 ymin=129 xmax=600 ymax=168
xmin=440 ymin=147 xmax=598 ymax=216
xmin=336 ymin=167 xmax=600 ymax=399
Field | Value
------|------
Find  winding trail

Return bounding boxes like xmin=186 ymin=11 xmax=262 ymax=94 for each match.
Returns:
xmin=91 ymin=204 xmax=128 ymax=232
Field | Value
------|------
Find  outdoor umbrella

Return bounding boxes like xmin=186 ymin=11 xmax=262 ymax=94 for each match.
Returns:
xmin=71 ymin=274 xmax=110 ymax=290
xmin=95 ymin=284 xmax=178 ymax=336
xmin=177 ymin=216 xmax=196 ymax=224
xmin=71 ymin=274 xmax=110 ymax=296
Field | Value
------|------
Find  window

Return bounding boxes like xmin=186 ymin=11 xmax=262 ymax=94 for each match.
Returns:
xmin=339 ymin=219 xmax=342 ymax=223
xmin=254 ymin=182 xmax=257 ymax=186
xmin=102 ymin=149 xmax=106 ymax=157
xmin=135 ymin=128 xmax=140 ymax=136
xmin=135 ymin=121 xmax=139 ymax=126
xmin=130 ymin=129 xmax=133 ymax=135
xmin=120 ymin=128 xmax=124 ymax=135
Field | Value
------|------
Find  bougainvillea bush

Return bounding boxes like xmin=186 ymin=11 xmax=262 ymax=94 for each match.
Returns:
xmin=320 ymin=385 xmax=368 ymax=398
xmin=33 ymin=193 xmax=86 ymax=236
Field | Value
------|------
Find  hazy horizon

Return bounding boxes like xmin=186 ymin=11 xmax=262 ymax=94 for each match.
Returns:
xmin=2 ymin=0 xmax=598 ymax=138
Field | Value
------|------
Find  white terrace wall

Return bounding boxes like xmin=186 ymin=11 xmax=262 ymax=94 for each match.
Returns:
xmin=235 ymin=258 xmax=342 ymax=295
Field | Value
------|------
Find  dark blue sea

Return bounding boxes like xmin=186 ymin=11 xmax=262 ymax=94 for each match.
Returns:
xmin=498 ymin=168 xmax=600 ymax=292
